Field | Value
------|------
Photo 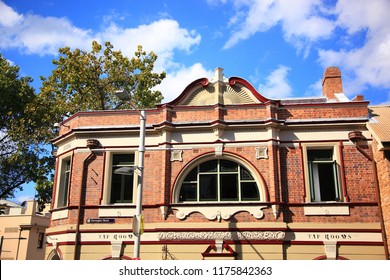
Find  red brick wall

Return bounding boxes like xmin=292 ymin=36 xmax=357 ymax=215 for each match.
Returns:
xmin=373 ymin=139 xmax=390 ymax=254
xmin=51 ymin=96 xmax=380 ymax=227
xmin=278 ymin=103 xmax=368 ymax=120
xmin=322 ymin=66 xmax=343 ymax=100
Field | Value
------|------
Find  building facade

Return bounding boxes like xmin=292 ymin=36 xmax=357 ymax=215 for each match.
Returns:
xmin=0 ymin=200 xmax=50 ymax=260
xmin=367 ymin=105 xmax=390 ymax=257
xmin=46 ymin=67 xmax=387 ymax=260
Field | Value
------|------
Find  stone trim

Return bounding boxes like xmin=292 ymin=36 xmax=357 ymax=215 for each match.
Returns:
xmin=173 ymin=205 xmax=267 ymax=221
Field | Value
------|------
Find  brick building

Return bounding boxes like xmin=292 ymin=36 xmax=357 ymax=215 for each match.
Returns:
xmin=367 ymin=105 xmax=390 ymax=257
xmin=46 ymin=67 xmax=387 ymax=260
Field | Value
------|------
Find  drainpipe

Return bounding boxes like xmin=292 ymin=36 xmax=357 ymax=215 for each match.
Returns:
xmin=348 ymin=131 xmax=389 ymax=259
xmin=73 ymin=139 xmax=99 ymax=260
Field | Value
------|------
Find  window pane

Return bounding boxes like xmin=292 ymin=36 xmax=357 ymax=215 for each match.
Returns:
xmin=220 ymin=174 xmax=238 ymax=201
xmin=179 ymin=183 xmax=197 ymax=202
xmin=110 ymin=172 xmax=133 ymax=203
xmin=241 ymin=182 xmax=260 ymax=200
xmin=178 ymin=159 xmax=261 ymax=203
xmin=183 ymin=168 xmax=197 ymax=182
xmin=240 ymin=167 xmax=254 ymax=180
xmin=122 ymin=174 xmax=134 ymax=202
xmin=220 ymin=160 xmax=238 ymax=172
xmin=59 ymin=159 xmax=71 ymax=207
xmin=308 ymin=149 xmax=333 ymax=161
xmin=61 ymin=170 xmax=70 ymax=206
xmin=199 ymin=174 xmax=217 ymax=201
xmin=317 ymin=163 xmax=337 ymax=201
xmin=65 ymin=160 xmax=71 ymax=171
xmin=200 ymin=160 xmax=217 ymax=172
xmin=110 ymin=173 xmax=122 ymax=203
xmin=113 ymin=154 xmax=134 ymax=166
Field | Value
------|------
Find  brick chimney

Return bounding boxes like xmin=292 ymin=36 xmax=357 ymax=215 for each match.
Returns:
xmin=322 ymin=66 xmax=343 ymax=100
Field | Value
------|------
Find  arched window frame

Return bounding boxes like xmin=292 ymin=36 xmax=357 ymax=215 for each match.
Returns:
xmin=172 ymin=153 xmax=268 ymax=204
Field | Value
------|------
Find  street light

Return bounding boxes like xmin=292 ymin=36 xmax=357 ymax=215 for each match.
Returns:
xmin=114 ymin=90 xmax=145 ymax=260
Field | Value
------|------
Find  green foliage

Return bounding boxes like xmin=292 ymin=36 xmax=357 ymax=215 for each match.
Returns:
xmin=0 ymin=54 xmax=54 ymax=203
xmin=39 ymin=41 xmax=166 ymax=121
xmin=1 ymin=42 xmax=165 ymax=208
xmin=35 ymin=176 xmax=53 ymax=212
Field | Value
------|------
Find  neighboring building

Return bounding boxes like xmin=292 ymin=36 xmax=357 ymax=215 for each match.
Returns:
xmin=46 ymin=67 xmax=387 ymax=260
xmin=0 ymin=200 xmax=50 ymax=260
xmin=367 ymin=105 xmax=390 ymax=257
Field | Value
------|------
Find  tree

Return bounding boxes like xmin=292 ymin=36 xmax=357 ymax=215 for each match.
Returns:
xmin=39 ymin=41 xmax=166 ymax=122
xmin=1 ymin=41 xmax=165 ymax=208
xmin=35 ymin=41 xmax=165 ymax=206
xmin=0 ymin=54 xmax=53 ymax=201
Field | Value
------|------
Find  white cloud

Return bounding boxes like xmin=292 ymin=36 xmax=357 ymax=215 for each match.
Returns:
xmin=98 ymin=19 xmax=201 ymax=71
xmin=318 ymin=0 xmax=390 ymax=96
xmin=0 ymin=7 xmax=94 ymax=55
xmin=156 ymin=63 xmax=213 ymax=103
xmin=0 ymin=1 xmax=22 ymax=27
xmin=305 ymin=78 xmax=323 ymax=97
xmin=223 ymin=0 xmax=335 ymax=52
xmin=0 ymin=2 xmax=201 ymax=60
xmin=258 ymin=65 xmax=293 ymax=99
xmin=220 ymin=0 xmax=390 ymax=98
xmin=0 ymin=1 xmax=204 ymax=102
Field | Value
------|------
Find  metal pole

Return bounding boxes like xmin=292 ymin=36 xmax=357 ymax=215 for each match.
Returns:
xmin=133 ymin=110 xmax=145 ymax=259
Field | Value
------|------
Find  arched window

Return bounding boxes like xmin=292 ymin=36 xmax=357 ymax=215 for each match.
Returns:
xmin=178 ymin=159 xmax=261 ymax=202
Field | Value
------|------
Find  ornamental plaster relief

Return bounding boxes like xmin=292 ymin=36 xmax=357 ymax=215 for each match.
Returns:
xmin=172 ymin=205 xmax=267 ymax=221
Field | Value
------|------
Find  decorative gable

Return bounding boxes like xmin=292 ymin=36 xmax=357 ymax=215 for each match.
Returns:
xmin=168 ymin=67 xmax=270 ymax=106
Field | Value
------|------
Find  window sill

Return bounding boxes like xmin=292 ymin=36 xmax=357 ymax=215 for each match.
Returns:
xmin=51 ymin=209 xmax=69 ymax=220
xmin=303 ymin=204 xmax=350 ymax=216
xmin=172 ymin=204 xmax=268 ymax=221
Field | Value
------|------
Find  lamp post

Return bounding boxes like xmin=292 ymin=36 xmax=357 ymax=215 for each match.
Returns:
xmin=114 ymin=90 xmax=145 ymax=260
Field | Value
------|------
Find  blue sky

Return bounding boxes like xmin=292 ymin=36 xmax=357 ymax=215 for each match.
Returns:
xmin=1 ymin=0 xmax=390 ymax=203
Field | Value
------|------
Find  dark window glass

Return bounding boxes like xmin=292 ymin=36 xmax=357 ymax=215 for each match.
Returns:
xmin=184 ymin=168 xmax=198 ymax=182
xmin=110 ymin=154 xmax=134 ymax=203
xmin=241 ymin=182 xmax=260 ymax=200
xmin=59 ymin=159 xmax=71 ymax=207
xmin=200 ymin=160 xmax=217 ymax=172
xmin=308 ymin=149 xmax=333 ymax=161
xmin=113 ymin=154 xmax=134 ymax=166
xmin=220 ymin=174 xmax=238 ymax=200
xmin=179 ymin=183 xmax=197 ymax=202
xmin=308 ymin=149 xmax=340 ymax=202
xmin=241 ymin=168 xmax=254 ymax=180
xmin=178 ymin=159 xmax=260 ymax=202
xmin=220 ymin=160 xmax=238 ymax=172
xmin=199 ymin=174 xmax=217 ymax=201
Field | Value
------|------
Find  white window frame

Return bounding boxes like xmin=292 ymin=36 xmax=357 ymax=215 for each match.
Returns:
xmin=102 ymin=151 xmax=137 ymax=205
xmin=55 ymin=155 xmax=72 ymax=208
xmin=302 ymin=143 xmax=343 ymax=203
xmin=173 ymin=154 xmax=266 ymax=204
